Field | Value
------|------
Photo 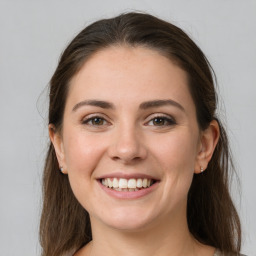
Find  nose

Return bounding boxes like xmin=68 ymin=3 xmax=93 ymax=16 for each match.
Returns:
xmin=107 ymin=124 xmax=147 ymax=164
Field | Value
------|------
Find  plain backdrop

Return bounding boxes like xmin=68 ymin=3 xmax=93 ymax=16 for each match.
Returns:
xmin=0 ymin=0 xmax=255 ymax=255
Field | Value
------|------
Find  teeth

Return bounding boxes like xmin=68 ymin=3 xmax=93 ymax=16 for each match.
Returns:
xmin=101 ymin=178 xmax=154 ymax=190
xmin=127 ymin=179 xmax=136 ymax=188
xmin=136 ymin=178 xmax=142 ymax=188
xmin=113 ymin=178 xmax=119 ymax=188
xmin=107 ymin=178 xmax=113 ymax=188
xmin=119 ymin=178 xmax=128 ymax=188
xmin=142 ymin=178 xmax=148 ymax=188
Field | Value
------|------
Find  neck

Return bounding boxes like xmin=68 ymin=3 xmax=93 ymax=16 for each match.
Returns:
xmin=88 ymin=209 xmax=198 ymax=256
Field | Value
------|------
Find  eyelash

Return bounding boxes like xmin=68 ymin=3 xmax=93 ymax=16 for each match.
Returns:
xmin=81 ymin=115 xmax=109 ymax=126
xmin=81 ymin=114 xmax=176 ymax=127
xmin=146 ymin=115 xmax=176 ymax=127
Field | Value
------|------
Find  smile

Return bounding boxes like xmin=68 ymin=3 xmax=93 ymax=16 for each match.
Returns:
xmin=101 ymin=178 xmax=154 ymax=191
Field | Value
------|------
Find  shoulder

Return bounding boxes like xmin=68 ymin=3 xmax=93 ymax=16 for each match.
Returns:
xmin=214 ymin=249 xmax=247 ymax=256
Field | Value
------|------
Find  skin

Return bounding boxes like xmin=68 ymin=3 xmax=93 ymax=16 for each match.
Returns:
xmin=50 ymin=46 xmax=219 ymax=256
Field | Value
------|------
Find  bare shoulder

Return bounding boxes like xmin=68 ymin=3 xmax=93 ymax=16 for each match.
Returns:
xmin=214 ymin=249 xmax=247 ymax=256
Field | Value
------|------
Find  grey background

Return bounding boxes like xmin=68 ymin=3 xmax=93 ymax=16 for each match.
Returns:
xmin=0 ymin=0 xmax=255 ymax=255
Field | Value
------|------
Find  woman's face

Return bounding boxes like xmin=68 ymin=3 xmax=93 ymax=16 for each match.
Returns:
xmin=54 ymin=46 xmax=204 ymax=231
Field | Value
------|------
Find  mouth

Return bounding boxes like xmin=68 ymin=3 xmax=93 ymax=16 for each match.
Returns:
xmin=100 ymin=177 xmax=157 ymax=192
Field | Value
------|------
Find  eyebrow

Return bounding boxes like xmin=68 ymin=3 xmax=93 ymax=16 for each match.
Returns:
xmin=72 ymin=99 xmax=185 ymax=112
xmin=139 ymin=99 xmax=185 ymax=111
xmin=72 ymin=100 xmax=115 ymax=112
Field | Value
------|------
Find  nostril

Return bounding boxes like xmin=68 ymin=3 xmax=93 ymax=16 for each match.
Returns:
xmin=107 ymin=134 xmax=147 ymax=162
xmin=110 ymin=155 xmax=144 ymax=163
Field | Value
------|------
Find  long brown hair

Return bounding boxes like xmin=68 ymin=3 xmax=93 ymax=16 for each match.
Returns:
xmin=40 ymin=12 xmax=241 ymax=256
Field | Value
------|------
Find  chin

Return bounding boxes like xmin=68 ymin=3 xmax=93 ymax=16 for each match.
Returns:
xmin=93 ymin=206 xmax=159 ymax=232
xmin=106 ymin=218 xmax=152 ymax=232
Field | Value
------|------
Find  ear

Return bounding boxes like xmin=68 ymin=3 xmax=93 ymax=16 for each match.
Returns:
xmin=49 ymin=124 xmax=68 ymax=174
xmin=194 ymin=120 xmax=220 ymax=174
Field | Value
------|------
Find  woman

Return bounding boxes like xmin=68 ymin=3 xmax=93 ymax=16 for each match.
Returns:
xmin=40 ymin=12 xmax=244 ymax=256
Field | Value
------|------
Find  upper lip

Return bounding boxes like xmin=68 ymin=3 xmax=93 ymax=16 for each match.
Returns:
xmin=96 ymin=172 xmax=160 ymax=181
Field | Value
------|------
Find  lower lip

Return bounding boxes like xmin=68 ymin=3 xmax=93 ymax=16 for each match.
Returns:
xmin=98 ymin=180 xmax=159 ymax=199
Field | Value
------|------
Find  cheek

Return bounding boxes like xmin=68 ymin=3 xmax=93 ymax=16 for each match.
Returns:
xmin=62 ymin=131 xmax=108 ymax=210
xmin=63 ymin=130 xmax=106 ymax=176
xmin=151 ymin=130 xmax=199 ymax=172
xmin=151 ymin=133 xmax=197 ymax=213
xmin=151 ymin=130 xmax=198 ymax=199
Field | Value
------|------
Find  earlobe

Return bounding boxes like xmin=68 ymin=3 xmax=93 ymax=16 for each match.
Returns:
xmin=194 ymin=120 xmax=220 ymax=174
xmin=49 ymin=124 xmax=68 ymax=174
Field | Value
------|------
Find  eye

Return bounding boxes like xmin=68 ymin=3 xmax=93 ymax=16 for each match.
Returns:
xmin=82 ymin=116 xmax=108 ymax=126
xmin=146 ymin=115 xmax=176 ymax=127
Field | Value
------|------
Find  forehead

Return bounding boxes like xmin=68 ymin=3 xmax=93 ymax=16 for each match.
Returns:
xmin=67 ymin=46 xmax=195 ymax=112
